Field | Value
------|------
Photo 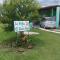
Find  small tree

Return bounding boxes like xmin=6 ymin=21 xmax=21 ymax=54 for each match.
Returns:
xmin=2 ymin=0 xmax=40 ymax=25
xmin=1 ymin=0 xmax=41 ymax=46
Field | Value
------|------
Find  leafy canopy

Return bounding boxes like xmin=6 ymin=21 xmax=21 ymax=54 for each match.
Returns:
xmin=2 ymin=0 xmax=40 ymax=22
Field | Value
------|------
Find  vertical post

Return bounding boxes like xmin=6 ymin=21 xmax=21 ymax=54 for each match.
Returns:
xmin=16 ymin=32 xmax=19 ymax=46
xmin=52 ymin=8 xmax=53 ymax=17
xmin=56 ymin=7 xmax=60 ymax=28
xmin=28 ymin=31 xmax=29 ymax=43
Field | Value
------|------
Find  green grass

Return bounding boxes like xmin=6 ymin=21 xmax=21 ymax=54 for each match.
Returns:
xmin=0 ymin=23 xmax=16 ymax=43
xmin=0 ymin=27 xmax=60 ymax=60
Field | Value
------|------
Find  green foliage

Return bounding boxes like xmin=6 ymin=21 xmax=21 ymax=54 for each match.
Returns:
xmin=0 ymin=23 xmax=5 ymax=32
xmin=2 ymin=0 xmax=40 ymax=21
xmin=0 ymin=29 xmax=60 ymax=60
xmin=0 ymin=0 xmax=41 ymax=31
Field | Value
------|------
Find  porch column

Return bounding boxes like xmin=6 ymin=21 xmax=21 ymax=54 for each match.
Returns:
xmin=52 ymin=8 xmax=53 ymax=17
xmin=56 ymin=7 xmax=60 ymax=28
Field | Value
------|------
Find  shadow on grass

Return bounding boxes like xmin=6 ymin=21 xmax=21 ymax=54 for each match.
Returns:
xmin=1 ymin=37 xmax=17 ymax=48
xmin=0 ymin=34 xmax=45 ymax=49
xmin=29 ymin=35 xmax=45 ymax=47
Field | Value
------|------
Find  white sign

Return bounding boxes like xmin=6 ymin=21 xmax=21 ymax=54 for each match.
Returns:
xmin=14 ymin=21 xmax=30 ymax=32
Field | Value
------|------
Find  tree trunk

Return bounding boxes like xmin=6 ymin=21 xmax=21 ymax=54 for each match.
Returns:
xmin=20 ymin=31 xmax=28 ymax=46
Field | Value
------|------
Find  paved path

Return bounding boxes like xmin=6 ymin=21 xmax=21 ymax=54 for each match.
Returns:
xmin=24 ymin=32 xmax=39 ymax=35
xmin=39 ymin=28 xmax=60 ymax=34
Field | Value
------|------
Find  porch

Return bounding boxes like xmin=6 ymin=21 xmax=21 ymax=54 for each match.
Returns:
xmin=39 ymin=6 xmax=60 ymax=28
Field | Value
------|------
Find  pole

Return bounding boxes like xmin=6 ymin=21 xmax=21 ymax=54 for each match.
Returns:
xmin=56 ymin=7 xmax=60 ymax=28
xmin=16 ymin=32 xmax=19 ymax=46
xmin=28 ymin=31 xmax=29 ymax=42
xmin=52 ymin=8 xmax=53 ymax=17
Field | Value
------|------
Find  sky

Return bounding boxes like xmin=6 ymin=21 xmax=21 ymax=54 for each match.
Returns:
xmin=0 ymin=0 xmax=59 ymax=7
xmin=0 ymin=0 xmax=58 ymax=4
xmin=38 ymin=0 xmax=58 ymax=2
xmin=0 ymin=0 xmax=4 ymax=4
xmin=37 ymin=0 xmax=59 ymax=7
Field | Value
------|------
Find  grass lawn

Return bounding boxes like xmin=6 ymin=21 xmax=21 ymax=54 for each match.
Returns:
xmin=0 ymin=25 xmax=60 ymax=60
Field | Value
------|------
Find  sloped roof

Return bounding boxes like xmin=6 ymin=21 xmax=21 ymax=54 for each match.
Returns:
xmin=39 ymin=0 xmax=60 ymax=8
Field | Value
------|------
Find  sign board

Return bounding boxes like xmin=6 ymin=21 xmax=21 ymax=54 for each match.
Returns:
xmin=14 ymin=21 xmax=30 ymax=32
